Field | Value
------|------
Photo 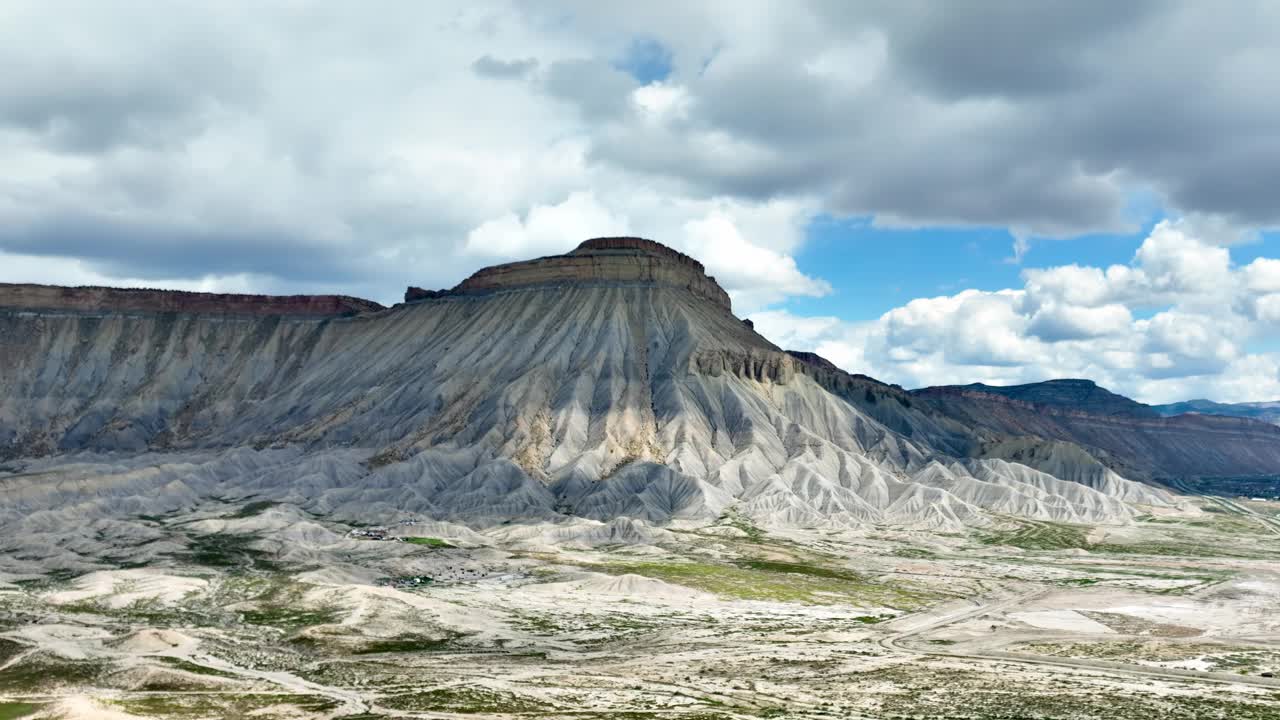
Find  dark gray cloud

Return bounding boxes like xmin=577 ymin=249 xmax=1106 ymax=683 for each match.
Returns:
xmin=552 ymin=0 xmax=1280 ymax=236
xmin=472 ymin=55 xmax=538 ymax=79
xmin=542 ymin=59 xmax=638 ymax=119
xmin=2 ymin=211 xmax=354 ymax=283
xmin=870 ymin=1 xmax=1163 ymax=99
xmin=3 ymin=0 xmax=1280 ymax=303
xmin=0 ymin=5 xmax=259 ymax=154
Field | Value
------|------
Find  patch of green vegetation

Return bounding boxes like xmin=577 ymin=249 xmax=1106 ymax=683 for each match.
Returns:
xmin=717 ymin=509 xmax=764 ymax=542
xmin=156 ymin=655 xmax=239 ymax=679
xmin=853 ymin=614 xmax=893 ymax=624
xmin=402 ymin=536 xmax=454 ymax=548
xmin=514 ymin=612 xmax=565 ymax=634
xmin=241 ymin=606 xmax=341 ymax=629
xmin=112 ymin=694 xmax=339 ymax=718
xmin=1017 ymin=639 xmax=1280 ymax=675
xmin=978 ymin=519 xmax=1267 ymax=559
xmin=1089 ymin=540 xmax=1261 ymax=558
xmin=11 ymin=568 xmax=81 ymax=589
xmin=0 ymin=702 xmax=42 ymax=720
xmin=0 ymin=657 xmax=106 ymax=692
xmin=0 ymin=639 xmax=24 ymax=666
xmin=977 ymin=520 xmax=1091 ymax=550
xmin=732 ymin=558 xmax=864 ymax=582
xmin=891 ymin=547 xmax=938 ymax=559
xmin=225 ymin=500 xmax=278 ymax=518
xmin=382 ymin=687 xmax=553 ymax=713
xmin=352 ymin=634 xmax=464 ymax=654
xmin=178 ymin=532 xmax=282 ymax=571
xmin=855 ymin=663 xmax=1280 ymax=719
xmin=590 ymin=557 xmax=931 ymax=608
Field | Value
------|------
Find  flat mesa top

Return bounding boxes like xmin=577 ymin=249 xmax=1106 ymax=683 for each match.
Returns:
xmin=571 ymin=237 xmax=709 ymax=274
xmin=0 ymin=282 xmax=384 ymax=317
xmin=452 ymin=236 xmax=732 ymax=311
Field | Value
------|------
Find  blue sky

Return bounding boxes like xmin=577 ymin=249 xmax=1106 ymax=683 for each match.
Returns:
xmin=786 ymin=220 xmax=1280 ymax=354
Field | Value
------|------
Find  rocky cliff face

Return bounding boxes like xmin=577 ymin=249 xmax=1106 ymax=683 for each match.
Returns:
xmin=453 ymin=237 xmax=733 ymax=311
xmin=0 ymin=283 xmax=383 ymax=317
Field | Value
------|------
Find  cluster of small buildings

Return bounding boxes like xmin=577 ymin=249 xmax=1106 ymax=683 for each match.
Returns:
xmin=377 ymin=575 xmax=433 ymax=589
xmin=348 ymin=519 xmax=422 ymax=541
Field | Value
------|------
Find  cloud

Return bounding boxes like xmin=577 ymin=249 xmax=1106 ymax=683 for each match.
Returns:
xmin=542 ymin=59 xmax=638 ymax=120
xmin=0 ymin=2 xmax=839 ymax=310
xmin=1027 ymin=303 xmax=1132 ymax=342
xmin=464 ymin=191 xmax=628 ymax=258
xmin=1133 ymin=222 xmax=1232 ymax=296
xmin=753 ymin=221 xmax=1280 ymax=404
xmin=472 ymin=55 xmax=539 ymax=79
xmin=3 ymin=0 xmax=1280 ymax=336
xmin=1244 ymin=258 xmax=1280 ymax=293
xmin=532 ymin=1 xmax=1280 ymax=236
xmin=681 ymin=210 xmax=831 ymax=310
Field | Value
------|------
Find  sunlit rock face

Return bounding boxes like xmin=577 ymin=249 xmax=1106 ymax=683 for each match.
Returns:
xmin=0 ymin=238 xmax=1186 ymax=535
xmin=454 ymin=237 xmax=733 ymax=311
xmin=0 ymin=282 xmax=382 ymax=316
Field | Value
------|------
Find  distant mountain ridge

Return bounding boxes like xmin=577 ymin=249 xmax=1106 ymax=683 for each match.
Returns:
xmin=926 ymin=379 xmax=1159 ymax=417
xmin=1152 ymin=398 xmax=1280 ymax=426
xmin=899 ymin=380 xmax=1280 ymax=480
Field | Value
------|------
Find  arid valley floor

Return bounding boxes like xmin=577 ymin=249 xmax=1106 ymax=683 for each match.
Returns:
xmin=3 ymin=483 xmax=1279 ymax=719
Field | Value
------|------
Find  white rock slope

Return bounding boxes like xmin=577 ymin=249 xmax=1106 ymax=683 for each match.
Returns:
xmin=0 ymin=238 xmax=1172 ymax=554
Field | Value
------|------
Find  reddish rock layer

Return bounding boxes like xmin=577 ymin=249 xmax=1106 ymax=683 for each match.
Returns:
xmin=453 ymin=237 xmax=733 ymax=311
xmin=0 ymin=283 xmax=383 ymax=317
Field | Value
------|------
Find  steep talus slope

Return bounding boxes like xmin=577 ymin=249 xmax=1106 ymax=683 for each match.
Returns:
xmin=785 ymin=350 xmax=976 ymax=457
xmin=0 ymin=238 xmax=1175 ymax=550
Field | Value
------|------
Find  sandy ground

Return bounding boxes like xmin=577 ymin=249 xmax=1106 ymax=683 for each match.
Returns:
xmin=3 ymin=501 xmax=1280 ymax=719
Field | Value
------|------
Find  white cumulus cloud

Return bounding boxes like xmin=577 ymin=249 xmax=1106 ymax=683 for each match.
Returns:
xmin=753 ymin=220 xmax=1280 ymax=404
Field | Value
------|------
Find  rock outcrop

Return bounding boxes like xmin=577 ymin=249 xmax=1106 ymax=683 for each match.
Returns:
xmin=0 ymin=283 xmax=383 ymax=317
xmin=452 ymin=237 xmax=733 ymax=311
xmin=404 ymin=286 xmax=451 ymax=303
